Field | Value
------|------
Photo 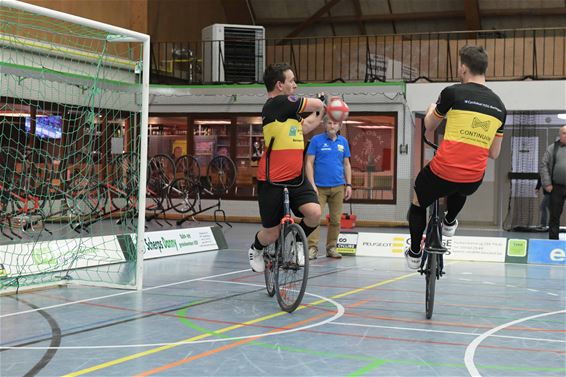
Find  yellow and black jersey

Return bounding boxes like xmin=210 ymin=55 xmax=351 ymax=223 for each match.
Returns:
xmin=257 ymin=94 xmax=308 ymax=182
xmin=430 ymin=82 xmax=506 ymax=183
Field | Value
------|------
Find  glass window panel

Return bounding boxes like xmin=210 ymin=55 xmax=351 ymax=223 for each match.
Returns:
xmin=339 ymin=113 xmax=397 ymax=202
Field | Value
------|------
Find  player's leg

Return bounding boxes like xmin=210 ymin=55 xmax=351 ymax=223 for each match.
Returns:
xmin=405 ymin=165 xmax=443 ymax=269
xmin=249 ymin=181 xmax=283 ymax=272
xmin=443 ymin=179 xmax=482 ymax=237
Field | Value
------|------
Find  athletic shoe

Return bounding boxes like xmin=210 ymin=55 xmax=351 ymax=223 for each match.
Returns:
xmin=442 ymin=219 xmax=458 ymax=237
xmin=295 ymin=242 xmax=305 ymax=266
xmin=308 ymin=247 xmax=318 ymax=260
xmin=326 ymin=248 xmax=342 ymax=259
xmin=404 ymin=247 xmax=422 ymax=270
xmin=248 ymin=245 xmax=264 ymax=272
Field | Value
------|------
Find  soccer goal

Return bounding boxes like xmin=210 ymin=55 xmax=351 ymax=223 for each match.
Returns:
xmin=0 ymin=0 xmax=149 ymax=293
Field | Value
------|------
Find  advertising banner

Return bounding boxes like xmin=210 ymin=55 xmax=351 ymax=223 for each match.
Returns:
xmin=336 ymin=232 xmax=359 ymax=255
xmin=506 ymin=239 xmax=529 ymax=264
xmin=355 ymin=233 xmax=506 ymax=262
xmin=141 ymin=227 xmax=218 ymax=259
xmin=0 ymin=236 xmax=125 ymax=277
xmin=527 ymin=239 xmax=566 ymax=265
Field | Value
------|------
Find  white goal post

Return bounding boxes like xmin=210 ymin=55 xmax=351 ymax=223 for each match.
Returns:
xmin=0 ymin=0 xmax=149 ymax=292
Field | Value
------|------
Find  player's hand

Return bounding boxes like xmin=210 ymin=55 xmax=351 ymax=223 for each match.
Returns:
xmin=545 ymin=184 xmax=553 ymax=193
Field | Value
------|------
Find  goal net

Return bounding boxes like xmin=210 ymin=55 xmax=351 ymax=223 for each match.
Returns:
xmin=0 ymin=0 xmax=149 ymax=293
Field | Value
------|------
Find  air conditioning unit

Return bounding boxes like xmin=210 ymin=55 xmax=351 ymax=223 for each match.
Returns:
xmin=202 ymin=24 xmax=265 ymax=83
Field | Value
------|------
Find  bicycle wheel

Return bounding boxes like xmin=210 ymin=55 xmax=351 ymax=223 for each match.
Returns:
xmin=275 ymin=223 xmax=309 ymax=313
xmin=148 ymin=154 xmax=176 ymax=186
xmin=66 ymin=183 xmax=103 ymax=217
xmin=425 ymin=251 xmax=437 ymax=319
xmin=168 ymin=177 xmax=197 ymax=213
xmin=206 ymin=155 xmax=236 ymax=196
xmin=264 ymin=243 xmax=277 ymax=297
xmin=175 ymin=155 xmax=200 ymax=183
xmin=110 ymin=153 xmax=139 ymax=211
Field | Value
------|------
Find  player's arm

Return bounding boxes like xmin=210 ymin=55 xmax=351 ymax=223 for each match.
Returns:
xmin=424 ymin=86 xmax=454 ymax=141
xmin=488 ymin=134 xmax=503 ymax=159
xmin=302 ymin=97 xmax=324 ymax=113
xmin=301 ymin=111 xmax=324 ymax=135
xmin=424 ymin=103 xmax=443 ymax=136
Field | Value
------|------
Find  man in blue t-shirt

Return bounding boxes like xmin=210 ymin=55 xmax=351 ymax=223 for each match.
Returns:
xmin=305 ymin=115 xmax=352 ymax=259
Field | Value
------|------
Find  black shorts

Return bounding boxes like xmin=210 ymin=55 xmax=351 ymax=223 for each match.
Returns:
xmin=257 ymin=176 xmax=318 ymax=228
xmin=414 ymin=164 xmax=483 ymax=208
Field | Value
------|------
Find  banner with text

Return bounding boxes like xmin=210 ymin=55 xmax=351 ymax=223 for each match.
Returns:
xmin=141 ymin=227 xmax=218 ymax=259
xmin=336 ymin=232 xmax=358 ymax=255
xmin=355 ymin=233 xmax=506 ymax=262
xmin=0 ymin=236 xmax=124 ymax=277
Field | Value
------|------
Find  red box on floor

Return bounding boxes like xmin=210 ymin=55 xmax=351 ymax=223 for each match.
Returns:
xmin=326 ymin=213 xmax=357 ymax=229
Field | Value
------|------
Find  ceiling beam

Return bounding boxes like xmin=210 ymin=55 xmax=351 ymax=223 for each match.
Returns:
xmin=221 ymin=0 xmax=254 ymax=25
xmin=464 ymin=0 xmax=481 ymax=30
xmin=259 ymin=7 xmax=566 ymax=26
xmin=284 ymin=0 xmax=344 ymax=38
xmin=351 ymin=0 xmax=367 ymax=35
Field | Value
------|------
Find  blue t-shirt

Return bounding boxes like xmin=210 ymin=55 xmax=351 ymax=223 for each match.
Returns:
xmin=307 ymin=133 xmax=351 ymax=187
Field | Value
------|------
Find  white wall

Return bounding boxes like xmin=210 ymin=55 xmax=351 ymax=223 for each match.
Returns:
xmin=406 ymin=80 xmax=566 ymax=112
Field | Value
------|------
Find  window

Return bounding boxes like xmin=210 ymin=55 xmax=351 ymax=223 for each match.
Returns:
xmin=337 ymin=113 xmax=397 ymax=203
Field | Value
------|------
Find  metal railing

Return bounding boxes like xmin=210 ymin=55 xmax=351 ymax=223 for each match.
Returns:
xmin=151 ymin=27 xmax=566 ymax=84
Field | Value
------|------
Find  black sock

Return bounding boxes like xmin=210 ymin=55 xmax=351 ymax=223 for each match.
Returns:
xmin=299 ymin=220 xmax=318 ymax=238
xmin=408 ymin=203 xmax=427 ymax=255
xmin=253 ymin=232 xmax=264 ymax=250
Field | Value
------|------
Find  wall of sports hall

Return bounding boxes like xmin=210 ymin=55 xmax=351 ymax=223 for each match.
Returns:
xmin=149 ymin=80 xmax=566 ymax=227
xmin=13 ymin=0 xmax=566 ymax=228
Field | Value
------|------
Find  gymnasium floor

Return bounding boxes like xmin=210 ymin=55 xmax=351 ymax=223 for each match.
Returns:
xmin=0 ymin=222 xmax=564 ymax=377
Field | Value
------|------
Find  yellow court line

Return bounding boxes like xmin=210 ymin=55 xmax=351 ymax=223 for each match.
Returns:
xmin=64 ymin=270 xmax=422 ymax=376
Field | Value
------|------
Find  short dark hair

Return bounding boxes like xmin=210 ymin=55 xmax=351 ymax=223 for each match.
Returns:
xmin=263 ymin=63 xmax=292 ymax=92
xmin=459 ymin=45 xmax=488 ymax=75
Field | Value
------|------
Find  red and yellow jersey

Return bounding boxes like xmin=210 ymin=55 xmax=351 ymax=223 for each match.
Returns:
xmin=430 ymin=83 xmax=506 ymax=183
xmin=257 ymin=94 xmax=308 ymax=182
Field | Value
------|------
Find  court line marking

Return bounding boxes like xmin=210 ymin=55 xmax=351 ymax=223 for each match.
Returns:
xmin=464 ymin=309 xmax=566 ymax=377
xmin=332 ymin=321 xmax=566 ymax=343
xmin=0 ymin=269 xmax=250 ymax=319
xmin=61 ymin=272 xmax=417 ymax=376
xmin=2 ymin=285 xmax=344 ymax=350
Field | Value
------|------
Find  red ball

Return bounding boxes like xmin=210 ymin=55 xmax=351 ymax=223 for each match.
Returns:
xmin=326 ymin=98 xmax=349 ymax=123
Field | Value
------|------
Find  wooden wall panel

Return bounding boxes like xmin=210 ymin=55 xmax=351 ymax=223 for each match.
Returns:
xmin=23 ymin=0 xmax=147 ymax=33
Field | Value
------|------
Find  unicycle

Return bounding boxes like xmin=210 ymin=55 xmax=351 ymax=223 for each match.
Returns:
xmin=420 ymin=129 xmax=449 ymax=319
xmin=262 ymin=139 xmax=309 ymax=313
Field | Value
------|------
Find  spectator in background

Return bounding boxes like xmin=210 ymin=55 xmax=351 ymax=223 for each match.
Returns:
xmin=535 ymin=174 xmax=550 ymax=230
xmin=305 ymin=114 xmax=352 ymax=259
xmin=540 ymin=125 xmax=566 ymax=240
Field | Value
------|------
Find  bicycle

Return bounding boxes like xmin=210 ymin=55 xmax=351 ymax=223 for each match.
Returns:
xmin=420 ymin=130 xmax=449 ymax=319
xmin=175 ymin=155 xmax=236 ymax=227
xmin=262 ymin=139 xmax=309 ymax=313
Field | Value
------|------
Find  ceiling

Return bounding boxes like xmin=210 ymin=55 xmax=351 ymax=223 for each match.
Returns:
xmin=223 ymin=0 xmax=566 ymax=39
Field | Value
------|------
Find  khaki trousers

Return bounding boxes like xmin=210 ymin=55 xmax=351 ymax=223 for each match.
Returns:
xmin=308 ymin=185 xmax=345 ymax=252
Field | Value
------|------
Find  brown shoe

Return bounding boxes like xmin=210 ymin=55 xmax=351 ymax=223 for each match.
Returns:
xmin=326 ymin=248 xmax=342 ymax=258
xmin=308 ymin=247 xmax=318 ymax=260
